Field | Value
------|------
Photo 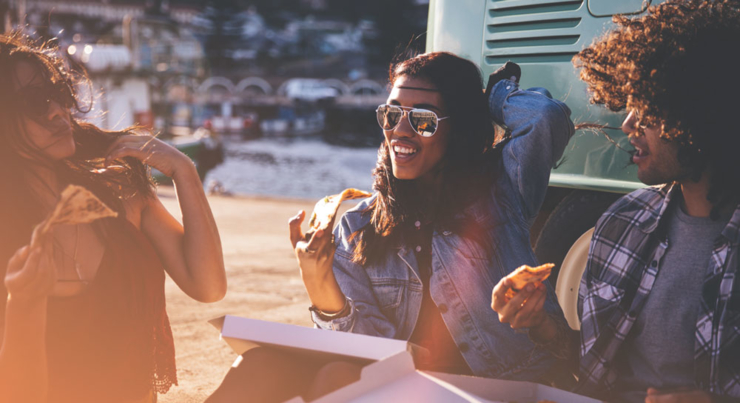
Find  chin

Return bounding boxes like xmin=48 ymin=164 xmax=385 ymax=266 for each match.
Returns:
xmin=392 ymin=167 xmax=419 ymax=181
xmin=637 ymin=170 xmax=671 ymax=186
xmin=45 ymin=143 xmax=77 ymax=161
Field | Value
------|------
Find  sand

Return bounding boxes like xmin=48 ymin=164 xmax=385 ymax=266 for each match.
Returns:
xmin=157 ymin=186 xmax=354 ymax=402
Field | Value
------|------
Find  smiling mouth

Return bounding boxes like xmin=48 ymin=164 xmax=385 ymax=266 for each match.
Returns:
xmin=633 ymin=147 xmax=649 ymax=158
xmin=393 ymin=145 xmax=418 ymax=156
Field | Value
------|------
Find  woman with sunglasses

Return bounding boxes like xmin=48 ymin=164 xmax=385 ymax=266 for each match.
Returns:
xmin=289 ymin=50 xmax=575 ymax=378
xmin=0 ymin=34 xmax=226 ymax=402
xmin=208 ymin=52 xmax=573 ymax=402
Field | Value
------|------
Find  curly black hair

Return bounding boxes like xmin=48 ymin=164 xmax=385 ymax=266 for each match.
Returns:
xmin=573 ymin=0 xmax=740 ymax=216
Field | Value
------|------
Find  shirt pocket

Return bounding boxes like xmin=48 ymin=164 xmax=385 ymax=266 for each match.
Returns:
xmin=370 ymin=279 xmax=405 ymax=320
xmin=583 ymin=278 xmax=626 ymax=326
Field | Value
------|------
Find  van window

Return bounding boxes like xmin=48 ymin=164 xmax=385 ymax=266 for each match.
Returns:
xmin=588 ymin=0 xmax=649 ymax=17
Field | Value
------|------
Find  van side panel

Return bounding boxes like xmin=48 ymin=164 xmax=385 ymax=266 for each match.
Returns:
xmin=426 ymin=0 xmax=488 ymax=66
xmin=428 ymin=0 xmax=656 ymax=193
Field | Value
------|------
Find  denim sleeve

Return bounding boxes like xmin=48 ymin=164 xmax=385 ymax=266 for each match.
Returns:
xmin=489 ymin=79 xmax=575 ymax=222
xmin=310 ymin=216 xmax=399 ymax=338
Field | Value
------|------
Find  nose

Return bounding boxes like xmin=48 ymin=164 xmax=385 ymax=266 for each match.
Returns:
xmin=45 ymin=99 xmax=69 ymax=123
xmin=622 ymin=111 xmax=638 ymax=136
xmin=393 ymin=111 xmax=415 ymax=138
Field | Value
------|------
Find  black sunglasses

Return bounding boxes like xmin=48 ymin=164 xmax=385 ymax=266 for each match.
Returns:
xmin=16 ymin=82 xmax=74 ymax=118
xmin=376 ymin=104 xmax=449 ymax=137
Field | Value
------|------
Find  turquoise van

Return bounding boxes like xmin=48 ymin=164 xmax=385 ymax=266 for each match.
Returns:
xmin=426 ymin=0 xmax=667 ymax=277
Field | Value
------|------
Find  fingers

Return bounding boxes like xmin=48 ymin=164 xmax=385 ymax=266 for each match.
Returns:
xmin=289 ymin=211 xmax=305 ymax=248
xmin=491 ymin=277 xmax=512 ymax=313
xmin=104 ymin=135 xmax=160 ymax=165
xmin=644 ymin=388 xmax=707 ymax=403
xmin=103 ymin=135 xmax=146 ymax=155
xmin=5 ymin=247 xmax=43 ymax=293
xmin=497 ymin=283 xmax=536 ymax=324
xmin=511 ymin=285 xmax=546 ymax=328
xmin=106 ymin=146 xmax=150 ymax=166
xmin=7 ymin=245 xmax=30 ymax=274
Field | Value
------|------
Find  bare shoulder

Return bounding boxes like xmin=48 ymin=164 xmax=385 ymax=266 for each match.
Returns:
xmin=122 ymin=192 xmax=156 ymax=230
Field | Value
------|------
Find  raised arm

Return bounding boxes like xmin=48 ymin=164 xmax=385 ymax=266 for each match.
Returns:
xmin=107 ymin=135 xmax=227 ymax=303
xmin=489 ymin=79 xmax=575 ymax=221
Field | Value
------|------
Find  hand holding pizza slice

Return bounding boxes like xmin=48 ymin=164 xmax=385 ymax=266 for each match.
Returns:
xmin=5 ymin=185 xmax=118 ymax=300
xmin=503 ymin=263 xmax=555 ymax=303
xmin=305 ymin=188 xmax=371 ymax=241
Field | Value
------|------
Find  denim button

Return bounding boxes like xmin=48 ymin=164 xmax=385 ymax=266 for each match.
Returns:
xmin=459 ymin=342 xmax=470 ymax=353
xmin=438 ymin=304 xmax=448 ymax=313
xmin=506 ymin=86 xmax=511 ymax=90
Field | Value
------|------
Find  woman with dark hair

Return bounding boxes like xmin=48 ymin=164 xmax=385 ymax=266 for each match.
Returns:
xmin=208 ymin=51 xmax=574 ymax=402
xmin=291 ymin=50 xmax=574 ymax=376
xmin=0 ymin=34 xmax=226 ymax=402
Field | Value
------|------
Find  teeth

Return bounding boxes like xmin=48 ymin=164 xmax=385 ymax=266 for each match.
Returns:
xmin=393 ymin=145 xmax=417 ymax=155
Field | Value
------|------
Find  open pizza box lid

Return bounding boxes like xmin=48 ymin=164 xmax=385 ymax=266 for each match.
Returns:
xmin=209 ymin=315 xmax=412 ymax=362
xmin=210 ymin=315 xmax=600 ymax=403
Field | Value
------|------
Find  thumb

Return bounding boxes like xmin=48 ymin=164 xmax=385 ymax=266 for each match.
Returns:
xmin=289 ymin=211 xmax=305 ymax=248
xmin=6 ymin=246 xmax=31 ymax=274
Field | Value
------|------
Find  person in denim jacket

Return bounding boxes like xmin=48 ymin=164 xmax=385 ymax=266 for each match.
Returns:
xmin=290 ymin=52 xmax=575 ymax=381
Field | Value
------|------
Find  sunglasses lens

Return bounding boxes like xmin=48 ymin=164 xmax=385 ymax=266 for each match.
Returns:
xmin=377 ymin=105 xmax=402 ymax=130
xmin=409 ymin=110 xmax=438 ymax=137
xmin=21 ymin=88 xmax=52 ymax=117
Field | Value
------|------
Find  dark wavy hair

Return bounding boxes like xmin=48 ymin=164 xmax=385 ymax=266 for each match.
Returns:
xmin=573 ymin=0 xmax=740 ymax=217
xmin=351 ymin=52 xmax=499 ymax=266
xmin=0 ymin=33 xmax=154 ymax=265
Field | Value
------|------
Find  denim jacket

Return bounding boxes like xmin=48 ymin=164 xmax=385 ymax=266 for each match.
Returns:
xmin=312 ymin=80 xmax=576 ymax=380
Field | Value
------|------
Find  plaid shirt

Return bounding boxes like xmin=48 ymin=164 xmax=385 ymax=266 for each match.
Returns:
xmin=575 ymin=184 xmax=740 ymax=399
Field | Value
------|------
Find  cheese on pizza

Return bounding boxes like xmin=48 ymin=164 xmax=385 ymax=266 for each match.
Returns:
xmin=306 ymin=188 xmax=371 ymax=239
xmin=33 ymin=184 xmax=118 ymax=243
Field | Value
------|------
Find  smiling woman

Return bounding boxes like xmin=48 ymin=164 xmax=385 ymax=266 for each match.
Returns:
xmin=293 ymin=51 xmax=577 ymax=380
xmin=207 ymin=52 xmax=576 ymax=402
xmin=0 ymin=33 xmax=226 ymax=403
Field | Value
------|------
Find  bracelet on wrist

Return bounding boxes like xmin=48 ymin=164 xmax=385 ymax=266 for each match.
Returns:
xmin=309 ymin=298 xmax=351 ymax=321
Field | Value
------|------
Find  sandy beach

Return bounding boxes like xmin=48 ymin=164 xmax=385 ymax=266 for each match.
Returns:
xmin=157 ymin=186 xmax=353 ymax=402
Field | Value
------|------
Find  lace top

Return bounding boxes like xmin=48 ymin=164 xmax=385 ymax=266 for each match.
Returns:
xmin=43 ymin=218 xmax=177 ymax=402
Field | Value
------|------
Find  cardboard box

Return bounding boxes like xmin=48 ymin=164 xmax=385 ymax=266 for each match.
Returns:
xmin=211 ymin=315 xmax=601 ymax=403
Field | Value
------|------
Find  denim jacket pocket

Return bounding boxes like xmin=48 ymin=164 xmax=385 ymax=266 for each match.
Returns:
xmin=369 ymin=279 xmax=405 ymax=319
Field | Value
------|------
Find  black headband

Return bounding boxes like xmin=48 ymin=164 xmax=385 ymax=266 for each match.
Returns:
xmin=395 ymin=86 xmax=440 ymax=92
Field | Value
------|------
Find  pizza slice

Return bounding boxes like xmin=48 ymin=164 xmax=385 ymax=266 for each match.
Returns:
xmin=33 ymin=184 xmax=118 ymax=244
xmin=305 ymin=188 xmax=371 ymax=240
xmin=503 ymin=263 xmax=555 ymax=302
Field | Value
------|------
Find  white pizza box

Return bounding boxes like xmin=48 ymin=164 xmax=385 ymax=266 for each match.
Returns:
xmin=211 ymin=315 xmax=601 ymax=403
xmin=296 ymin=368 xmax=602 ymax=403
xmin=210 ymin=315 xmax=412 ymax=362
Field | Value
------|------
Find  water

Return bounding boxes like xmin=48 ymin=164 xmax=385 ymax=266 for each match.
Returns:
xmin=204 ymin=138 xmax=380 ymax=200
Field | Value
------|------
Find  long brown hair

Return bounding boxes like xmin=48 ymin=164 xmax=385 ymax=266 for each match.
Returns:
xmin=351 ymin=52 xmax=499 ymax=266
xmin=0 ymin=33 xmax=154 ymax=267
xmin=573 ymin=0 xmax=740 ymax=218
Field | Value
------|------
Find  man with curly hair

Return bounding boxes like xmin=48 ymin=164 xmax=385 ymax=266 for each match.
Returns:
xmin=492 ymin=1 xmax=740 ymax=402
